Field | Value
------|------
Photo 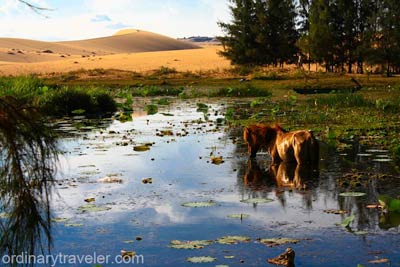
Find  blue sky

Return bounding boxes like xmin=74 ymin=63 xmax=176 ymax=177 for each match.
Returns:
xmin=0 ymin=0 xmax=230 ymax=41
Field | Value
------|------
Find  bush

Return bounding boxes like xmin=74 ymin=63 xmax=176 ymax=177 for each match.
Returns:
xmin=40 ymin=87 xmax=116 ymax=116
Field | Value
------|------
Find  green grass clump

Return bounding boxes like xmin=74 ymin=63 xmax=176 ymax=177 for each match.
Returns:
xmin=145 ymin=104 xmax=158 ymax=115
xmin=40 ymin=87 xmax=116 ymax=116
xmin=0 ymin=75 xmax=46 ymax=103
xmin=215 ymin=84 xmax=272 ymax=97
xmin=310 ymin=93 xmax=371 ymax=107
xmin=131 ymin=85 xmax=184 ymax=96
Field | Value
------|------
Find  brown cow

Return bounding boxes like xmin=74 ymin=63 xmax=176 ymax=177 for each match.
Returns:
xmin=243 ymin=124 xmax=319 ymax=166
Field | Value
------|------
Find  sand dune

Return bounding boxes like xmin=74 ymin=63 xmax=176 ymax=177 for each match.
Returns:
xmin=0 ymin=45 xmax=230 ymax=75
xmin=0 ymin=29 xmax=230 ymax=75
xmin=0 ymin=29 xmax=199 ymax=64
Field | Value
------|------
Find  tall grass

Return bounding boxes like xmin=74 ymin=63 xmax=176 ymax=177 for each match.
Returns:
xmin=309 ymin=93 xmax=372 ymax=107
xmin=0 ymin=76 xmax=116 ymax=116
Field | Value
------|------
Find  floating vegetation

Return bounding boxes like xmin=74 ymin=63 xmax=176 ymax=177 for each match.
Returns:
xmin=181 ymin=201 xmax=217 ymax=208
xmin=227 ymin=213 xmax=250 ymax=219
xmin=259 ymin=238 xmax=300 ymax=247
xmin=77 ymin=204 xmax=111 ymax=212
xmin=169 ymin=240 xmax=213 ymax=249
xmin=51 ymin=217 xmax=70 ymax=223
xmin=145 ymin=104 xmax=158 ymax=115
xmin=133 ymin=145 xmax=150 ymax=152
xmin=216 ymin=236 xmax=251 ymax=245
xmin=379 ymin=195 xmax=400 ymax=212
xmin=98 ymin=176 xmax=123 ymax=183
xmin=240 ymin=198 xmax=274 ymax=204
xmin=339 ymin=215 xmax=355 ymax=227
xmin=323 ymin=209 xmax=348 ymax=215
xmin=211 ymin=156 xmax=224 ymax=165
xmin=186 ymin=256 xmax=216 ymax=263
xmin=64 ymin=223 xmax=84 ymax=227
xmin=142 ymin=178 xmax=153 ymax=184
xmin=84 ymin=197 xmax=95 ymax=203
xmin=339 ymin=192 xmax=366 ymax=197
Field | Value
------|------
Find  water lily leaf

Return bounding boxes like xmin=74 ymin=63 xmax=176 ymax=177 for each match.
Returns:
xmin=378 ymin=195 xmax=400 ymax=212
xmin=78 ymin=204 xmax=111 ymax=212
xmin=224 ymin=256 xmax=235 ymax=259
xmin=0 ymin=212 xmax=11 ymax=219
xmin=84 ymin=197 xmax=95 ymax=203
xmin=51 ymin=217 xmax=70 ymax=223
xmin=340 ymin=215 xmax=355 ymax=227
xmin=98 ymin=176 xmax=123 ymax=183
xmin=211 ymin=156 xmax=224 ymax=165
xmin=323 ymin=209 xmax=348 ymax=215
xmin=64 ymin=223 xmax=83 ymax=227
xmin=182 ymin=201 xmax=216 ymax=208
xmin=368 ymin=258 xmax=389 ymax=264
xmin=259 ymin=238 xmax=300 ymax=247
xmin=240 ymin=198 xmax=274 ymax=204
xmin=142 ymin=178 xmax=153 ymax=184
xmin=186 ymin=256 xmax=216 ymax=263
xmin=169 ymin=240 xmax=213 ymax=249
xmin=216 ymin=236 xmax=250 ymax=245
xmin=121 ymin=250 xmax=136 ymax=258
xmin=339 ymin=192 xmax=366 ymax=197
xmin=372 ymin=158 xmax=392 ymax=162
xmin=354 ymin=231 xmax=368 ymax=235
xmin=133 ymin=145 xmax=150 ymax=152
xmin=227 ymin=214 xmax=250 ymax=219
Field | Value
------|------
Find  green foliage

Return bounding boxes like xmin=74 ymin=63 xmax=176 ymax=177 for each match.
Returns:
xmin=40 ymin=87 xmax=116 ymax=116
xmin=312 ymin=93 xmax=371 ymax=107
xmin=218 ymin=0 xmax=298 ymax=66
xmin=0 ymin=75 xmax=45 ymax=103
xmin=216 ymin=84 xmax=272 ymax=97
xmin=145 ymin=104 xmax=158 ymax=115
xmin=131 ymin=85 xmax=184 ymax=97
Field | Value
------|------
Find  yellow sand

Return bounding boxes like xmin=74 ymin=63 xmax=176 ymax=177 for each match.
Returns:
xmin=0 ymin=30 xmax=230 ymax=75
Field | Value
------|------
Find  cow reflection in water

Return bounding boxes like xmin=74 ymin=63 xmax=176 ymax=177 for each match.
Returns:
xmin=244 ymin=159 xmax=318 ymax=191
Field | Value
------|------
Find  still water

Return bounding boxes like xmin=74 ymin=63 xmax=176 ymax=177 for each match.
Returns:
xmin=41 ymin=98 xmax=400 ymax=266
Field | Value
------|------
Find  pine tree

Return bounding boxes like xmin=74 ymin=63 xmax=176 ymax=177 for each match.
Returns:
xmin=218 ymin=0 xmax=259 ymax=65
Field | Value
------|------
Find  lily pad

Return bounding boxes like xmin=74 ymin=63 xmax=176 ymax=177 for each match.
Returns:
xmin=133 ymin=145 xmax=150 ymax=152
xmin=259 ymin=238 xmax=300 ymax=247
xmin=187 ymin=256 xmax=216 ymax=263
xmin=51 ymin=217 xmax=70 ymax=223
xmin=216 ymin=235 xmax=250 ymax=245
xmin=354 ymin=231 xmax=368 ymax=235
xmin=378 ymin=195 xmax=400 ymax=212
xmin=169 ymin=240 xmax=213 ymax=249
xmin=240 ymin=198 xmax=274 ymax=204
xmin=77 ymin=204 xmax=111 ymax=212
xmin=211 ymin=156 xmax=224 ymax=165
xmin=142 ymin=178 xmax=153 ymax=184
xmin=339 ymin=192 xmax=366 ymax=197
xmin=98 ymin=176 xmax=123 ymax=183
xmin=0 ymin=212 xmax=11 ymax=219
xmin=323 ymin=209 xmax=348 ymax=215
xmin=84 ymin=197 xmax=95 ymax=203
xmin=227 ymin=214 xmax=250 ymax=219
xmin=64 ymin=223 xmax=84 ymax=227
xmin=340 ymin=215 xmax=355 ymax=227
xmin=182 ymin=201 xmax=217 ymax=208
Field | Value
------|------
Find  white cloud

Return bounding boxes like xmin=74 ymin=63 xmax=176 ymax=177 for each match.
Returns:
xmin=0 ymin=0 xmax=231 ymax=41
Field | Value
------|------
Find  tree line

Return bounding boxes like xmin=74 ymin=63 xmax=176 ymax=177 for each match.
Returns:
xmin=218 ymin=0 xmax=400 ymax=76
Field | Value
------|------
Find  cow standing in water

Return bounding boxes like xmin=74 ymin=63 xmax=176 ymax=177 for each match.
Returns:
xmin=243 ymin=124 xmax=319 ymax=168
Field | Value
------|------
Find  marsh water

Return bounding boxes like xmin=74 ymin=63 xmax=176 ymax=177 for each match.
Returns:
xmin=7 ymin=97 xmax=400 ymax=266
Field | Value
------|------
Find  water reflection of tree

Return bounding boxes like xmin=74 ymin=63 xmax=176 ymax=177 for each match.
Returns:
xmin=0 ymin=97 xmax=58 ymax=260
